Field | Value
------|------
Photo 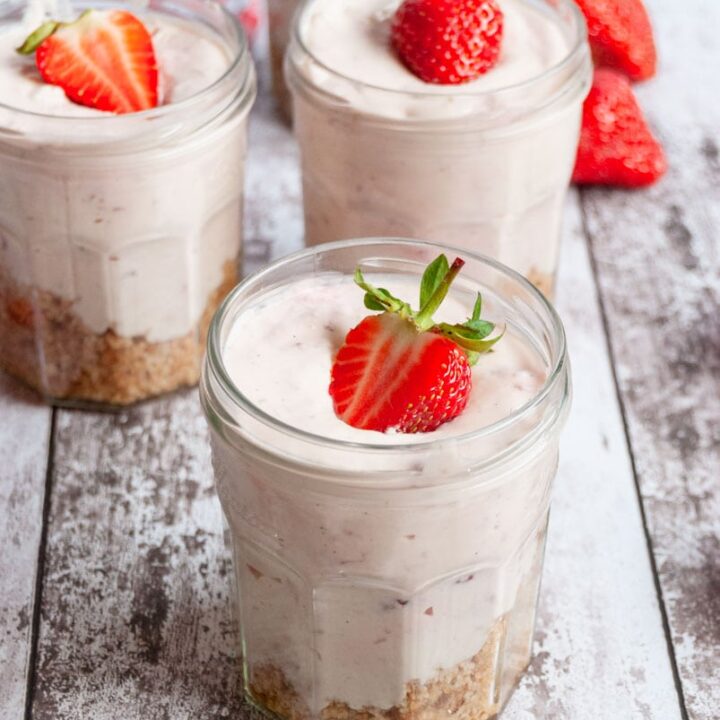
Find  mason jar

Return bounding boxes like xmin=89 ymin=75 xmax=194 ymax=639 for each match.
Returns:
xmin=201 ymin=238 xmax=571 ymax=720
xmin=286 ymin=0 xmax=591 ymax=297
xmin=0 ymin=0 xmax=256 ymax=407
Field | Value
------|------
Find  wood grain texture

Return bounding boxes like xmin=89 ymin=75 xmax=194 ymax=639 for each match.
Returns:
xmin=503 ymin=194 xmax=682 ymax=720
xmin=581 ymin=1 xmax=720 ymax=717
xmin=0 ymin=375 xmax=51 ymax=718
xmin=29 ymin=392 xmax=257 ymax=719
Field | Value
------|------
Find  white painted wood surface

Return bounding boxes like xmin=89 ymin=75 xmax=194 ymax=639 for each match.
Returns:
xmin=580 ymin=2 xmax=720 ymax=717
xmin=0 ymin=377 xmax=51 ymax=718
xmin=504 ymin=194 xmax=682 ymax=720
xmin=1 ymin=2 xmax=718 ymax=717
xmin=29 ymin=394 xmax=252 ymax=719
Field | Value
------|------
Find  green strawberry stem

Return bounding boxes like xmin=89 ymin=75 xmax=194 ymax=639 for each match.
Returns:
xmin=416 ymin=257 xmax=464 ymax=329
xmin=354 ymin=253 xmax=503 ymax=366
xmin=16 ymin=10 xmax=91 ymax=55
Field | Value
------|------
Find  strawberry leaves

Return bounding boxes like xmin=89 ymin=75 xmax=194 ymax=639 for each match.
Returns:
xmin=437 ymin=293 xmax=503 ymax=363
xmin=419 ymin=254 xmax=449 ymax=308
xmin=354 ymin=254 xmax=503 ymax=366
xmin=354 ymin=269 xmax=412 ymax=316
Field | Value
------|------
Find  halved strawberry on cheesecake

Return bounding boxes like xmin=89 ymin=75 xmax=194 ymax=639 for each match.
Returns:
xmin=329 ymin=255 xmax=503 ymax=434
xmin=17 ymin=9 xmax=158 ymax=114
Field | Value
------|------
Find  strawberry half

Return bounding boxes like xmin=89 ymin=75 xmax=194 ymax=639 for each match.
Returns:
xmin=573 ymin=68 xmax=666 ymax=187
xmin=574 ymin=0 xmax=657 ymax=82
xmin=391 ymin=0 xmax=504 ymax=85
xmin=329 ymin=255 xmax=503 ymax=434
xmin=17 ymin=9 xmax=158 ymax=114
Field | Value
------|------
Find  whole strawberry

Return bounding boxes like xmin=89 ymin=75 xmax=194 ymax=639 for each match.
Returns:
xmin=574 ymin=0 xmax=657 ymax=82
xmin=391 ymin=0 xmax=504 ymax=85
xmin=573 ymin=69 xmax=666 ymax=187
xmin=17 ymin=9 xmax=158 ymax=114
xmin=329 ymin=255 xmax=502 ymax=433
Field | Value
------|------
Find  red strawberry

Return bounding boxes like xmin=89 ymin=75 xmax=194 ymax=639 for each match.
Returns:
xmin=391 ymin=0 xmax=504 ymax=85
xmin=17 ymin=10 xmax=158 ymax=114
xmin=574 ymin=0 xmax=657 ymax=82
xmin=237 ymin=0 xmax=261 ymax=43
xmin=573 ymin=69 xmax=666 ymax=187
xmin=329 ymin=255 xmax=503 ymax=433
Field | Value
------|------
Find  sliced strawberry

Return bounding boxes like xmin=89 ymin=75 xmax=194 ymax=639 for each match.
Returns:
xmin=391 ymin=0 xmax=504 ymax=85
xmin=329 ymin=255 xmax=503 ymax=434
xmin=573 ymin=69 xmax=666 ymax=187
xmin=17 ymin=9 xmax=158 ymax=114
xmin=574 ymin=0 xmax=657 ymax=82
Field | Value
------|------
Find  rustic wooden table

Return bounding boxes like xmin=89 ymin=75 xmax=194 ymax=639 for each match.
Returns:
xmin=1 ymin=1 xmax=718 ymax=717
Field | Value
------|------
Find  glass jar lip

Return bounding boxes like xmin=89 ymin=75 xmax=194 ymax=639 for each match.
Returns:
xmin=0 ymin=0 xmax=251 ymax=127
xmin=288 ymin=0 xmax=588 ymax=103
xmin=206 ymin=238 xmax=569 ymax=456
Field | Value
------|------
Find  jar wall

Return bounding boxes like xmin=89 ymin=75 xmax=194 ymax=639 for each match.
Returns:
xmin=211 ymin=429 xmax=559 ymax=720
xmin=293 ymin=97 xmax=583 ymax=298
xmin=0 ymin=114 xmax=250 ymax=407
xmin=200 ymin=238 xmax=570 ymax=720
xmin=286 ymin=0 xmax=591 ymax=297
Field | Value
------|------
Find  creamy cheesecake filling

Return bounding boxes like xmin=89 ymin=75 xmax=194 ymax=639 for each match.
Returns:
xmin=222 ymin=275 xmax=545 ymax=445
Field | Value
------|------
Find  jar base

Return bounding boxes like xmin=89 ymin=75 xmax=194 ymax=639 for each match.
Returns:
xmin=0 ymin=259 xmax=238 ymax=408
xmin=245 ymin=617 xmax=530 ymax=720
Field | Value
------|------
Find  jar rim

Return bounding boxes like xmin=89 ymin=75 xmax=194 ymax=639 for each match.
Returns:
xmin=205 ymin=238 xmax=570 ymax=461
xmin=0 ymin=0 xmax=252 ymax=131
xmin=288 ymin=0 xmax=588 ymax=106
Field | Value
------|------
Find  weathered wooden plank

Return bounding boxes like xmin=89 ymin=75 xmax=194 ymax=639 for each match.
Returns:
xmin=29 ymin=392 xmax=257 ymax=719
xmin=0 ymin=374 xmax=51 ymax=718
xmin=503 ymin=193 xmax=683 ymax=720
xmin=581 ymin=1 xmax=720 ymax=717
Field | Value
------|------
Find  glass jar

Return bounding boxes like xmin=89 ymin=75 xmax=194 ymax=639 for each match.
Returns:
xmin=286 ymin=0 xmax=591 ymax=297
xmin=201 ymin=238 xmax=571 ymax=720
xmin=0 ymin=0 xmax=256 ymax=407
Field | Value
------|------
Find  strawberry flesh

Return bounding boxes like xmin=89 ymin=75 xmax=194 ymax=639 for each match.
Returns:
xmin=573 ymin=68 xmax=666 ymax=187
xmin=330 ymin=314 xmax=472 ymax=433
xmin=19 ymin=10 xmax=158 ymax=114
xmin=391 ymin=0 xmax=504 ymax=85
xmin=574 ymin=0 xmax=657 ymax=82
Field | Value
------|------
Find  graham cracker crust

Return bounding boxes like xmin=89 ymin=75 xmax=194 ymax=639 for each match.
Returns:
xmin=0 ymin=260 xmax=237 ymax=406
xmin=248 ymin=619 xmax=507 ymax=720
